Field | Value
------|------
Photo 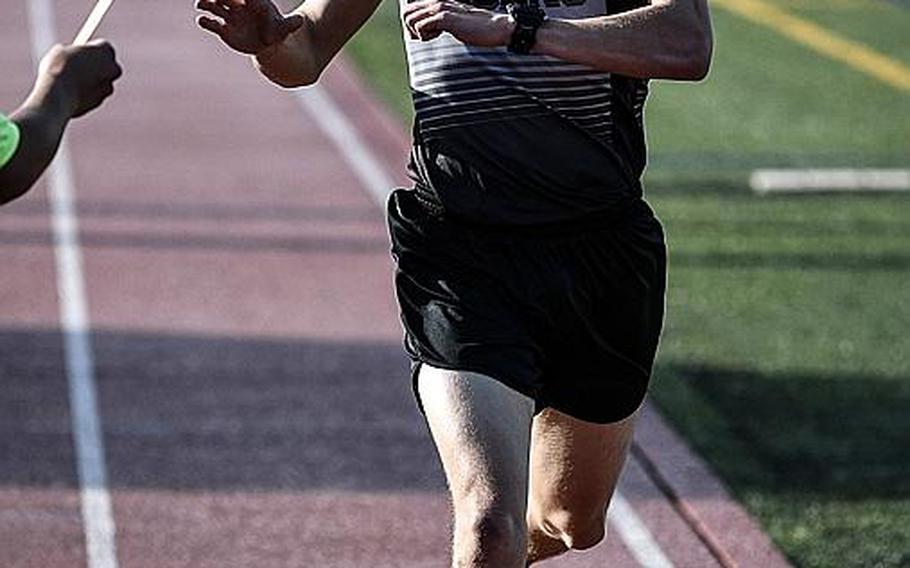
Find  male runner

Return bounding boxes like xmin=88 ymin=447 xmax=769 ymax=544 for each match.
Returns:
xmin=197 ymin=1 xmax=712 ymax=566
xmin=1 ymin=41 xmax=122 ymax=205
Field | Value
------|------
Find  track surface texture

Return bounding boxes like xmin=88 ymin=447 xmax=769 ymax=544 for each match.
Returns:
xmin=0 ymin=1 xmax=790 ymax=566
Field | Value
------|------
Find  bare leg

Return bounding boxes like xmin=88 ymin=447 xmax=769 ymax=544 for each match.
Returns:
xmin=418 ymin=365 xmax=535 ymax=568
xmin=525 ymin=407 xmax=637 ymax=565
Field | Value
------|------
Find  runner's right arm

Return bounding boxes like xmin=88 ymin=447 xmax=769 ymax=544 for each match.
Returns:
xmin=196 ymin=0 xmax=382 ymax=88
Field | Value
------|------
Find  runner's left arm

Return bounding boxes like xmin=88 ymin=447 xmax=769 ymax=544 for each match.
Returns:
xmin=403 ymin=0 xmax=713 ymax=80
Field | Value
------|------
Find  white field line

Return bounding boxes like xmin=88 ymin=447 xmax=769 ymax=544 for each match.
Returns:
xmin=25 ymin=2 xmax=119 ymax=568
xmin=751 ymin=169 xmax=910 ymax=194
xmin=295 ymin=80 xmax=675 ymax=568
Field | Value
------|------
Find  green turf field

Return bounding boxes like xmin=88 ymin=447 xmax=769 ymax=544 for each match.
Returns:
xmin=345 ymin=1 xmax=910 ymax=566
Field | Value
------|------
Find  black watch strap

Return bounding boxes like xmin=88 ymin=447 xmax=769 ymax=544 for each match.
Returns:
xmin=507 ymin=3 xmax=546 ymax=55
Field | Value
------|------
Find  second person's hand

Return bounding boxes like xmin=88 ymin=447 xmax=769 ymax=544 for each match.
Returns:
xmin=196 ymin=0 xmax=305 ymax=55
xmin=29 ymin=41 xmax=123 ymax=120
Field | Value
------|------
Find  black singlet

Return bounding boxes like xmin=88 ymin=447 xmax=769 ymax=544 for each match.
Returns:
xmin=402 ymin=0 xmax=651 ymax=225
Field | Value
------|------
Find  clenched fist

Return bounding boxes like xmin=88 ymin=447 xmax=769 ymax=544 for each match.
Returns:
xmin=34 ymin=41 xmax=123 ymax=119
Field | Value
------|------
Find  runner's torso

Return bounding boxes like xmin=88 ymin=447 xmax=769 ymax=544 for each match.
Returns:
xmin=401 ymin=0 xmax=651 ymax=225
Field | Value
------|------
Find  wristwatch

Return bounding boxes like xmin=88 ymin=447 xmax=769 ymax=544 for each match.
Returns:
xmin=506 ymin=2 xmax=547 ymax=55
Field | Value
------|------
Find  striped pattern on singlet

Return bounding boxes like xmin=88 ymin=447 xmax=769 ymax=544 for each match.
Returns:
xmin=402 ymin=0 xmax=648 ymax=145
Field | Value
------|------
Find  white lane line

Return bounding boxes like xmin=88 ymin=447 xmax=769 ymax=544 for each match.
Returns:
xmin=751 ymin=168 xmax=910 ymax=194
xmin=25 ymin=2 xmax=120 ymax=568
xmin=610 ymin=493 xmax=676 ymax=568
xmin=295 ymin=85 xmax=396 ymax=205
xmin=295 ymin=77 xmax=675 ymax=568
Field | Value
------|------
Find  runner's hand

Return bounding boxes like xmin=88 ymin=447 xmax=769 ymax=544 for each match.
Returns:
xmin=196 ymin=0 xmax=305 ymax=55
xmin=33 ymin=41 xmax=122 ymax=119
xmin=403 ymin=0 xmax=514 ymax=47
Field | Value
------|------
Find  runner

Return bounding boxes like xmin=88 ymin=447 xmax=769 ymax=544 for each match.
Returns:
xmin=196 ymin=1 xmax=712 ymax=566
xmin=0 ymin=41 xmax=121 ymax=204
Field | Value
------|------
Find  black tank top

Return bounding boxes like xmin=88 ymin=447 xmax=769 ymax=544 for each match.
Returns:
xmin=402 ymin=0 xmax=651 ymax=225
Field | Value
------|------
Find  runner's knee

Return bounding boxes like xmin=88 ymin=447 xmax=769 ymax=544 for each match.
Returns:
xmin=455 ymin=505 xmax=527 ymax=565
xmin=541 ymin=508 xmax=606 ymax=551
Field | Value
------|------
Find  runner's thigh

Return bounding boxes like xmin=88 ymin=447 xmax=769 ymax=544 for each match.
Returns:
xmin=527 ymin=407 xmax=636 ymax=538
xmin=418 ymin=364 xmax=535 ymax=516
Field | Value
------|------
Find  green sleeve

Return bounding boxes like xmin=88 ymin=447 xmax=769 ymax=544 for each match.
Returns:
xmin=0 ymin=113 xmax=21 ymax=169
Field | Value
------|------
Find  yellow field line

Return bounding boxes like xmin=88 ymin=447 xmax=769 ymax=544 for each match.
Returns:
xmin=713 ymin=0 xmax=910 ymax=92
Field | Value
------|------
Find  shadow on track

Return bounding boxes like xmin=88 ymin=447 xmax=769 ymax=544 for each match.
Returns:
xmin=0 ymin=329 xmax=444 ymax=493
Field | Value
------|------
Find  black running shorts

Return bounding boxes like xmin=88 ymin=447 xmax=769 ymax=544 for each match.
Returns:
xmin=387 ymin=188 xmax=667 ymax=424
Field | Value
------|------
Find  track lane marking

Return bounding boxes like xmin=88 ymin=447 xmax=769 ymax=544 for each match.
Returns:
xmin=713 ymin=0 xmax=910 ymax=92
xmin=610 ymin=493 xmax=676 ymax=568
xmin=295 ymin=87 xmax=396 ymax=204
xmin=295 ymin=78 xmax=675 ymax=568
xmin=25 ymin=2 xmax=119 ymax=568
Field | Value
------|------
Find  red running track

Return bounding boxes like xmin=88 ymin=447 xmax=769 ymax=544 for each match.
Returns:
xmin=0 ymin=1 xmax=790 ymax=566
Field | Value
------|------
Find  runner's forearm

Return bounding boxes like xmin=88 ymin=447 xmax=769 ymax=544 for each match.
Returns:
xmin=252 ymin=17 xmax=322 ymax=87
xmin=252 ymin=0 xmax=382 ymax=88
xmin=533 ymin=0 xmax=713 ymax=80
